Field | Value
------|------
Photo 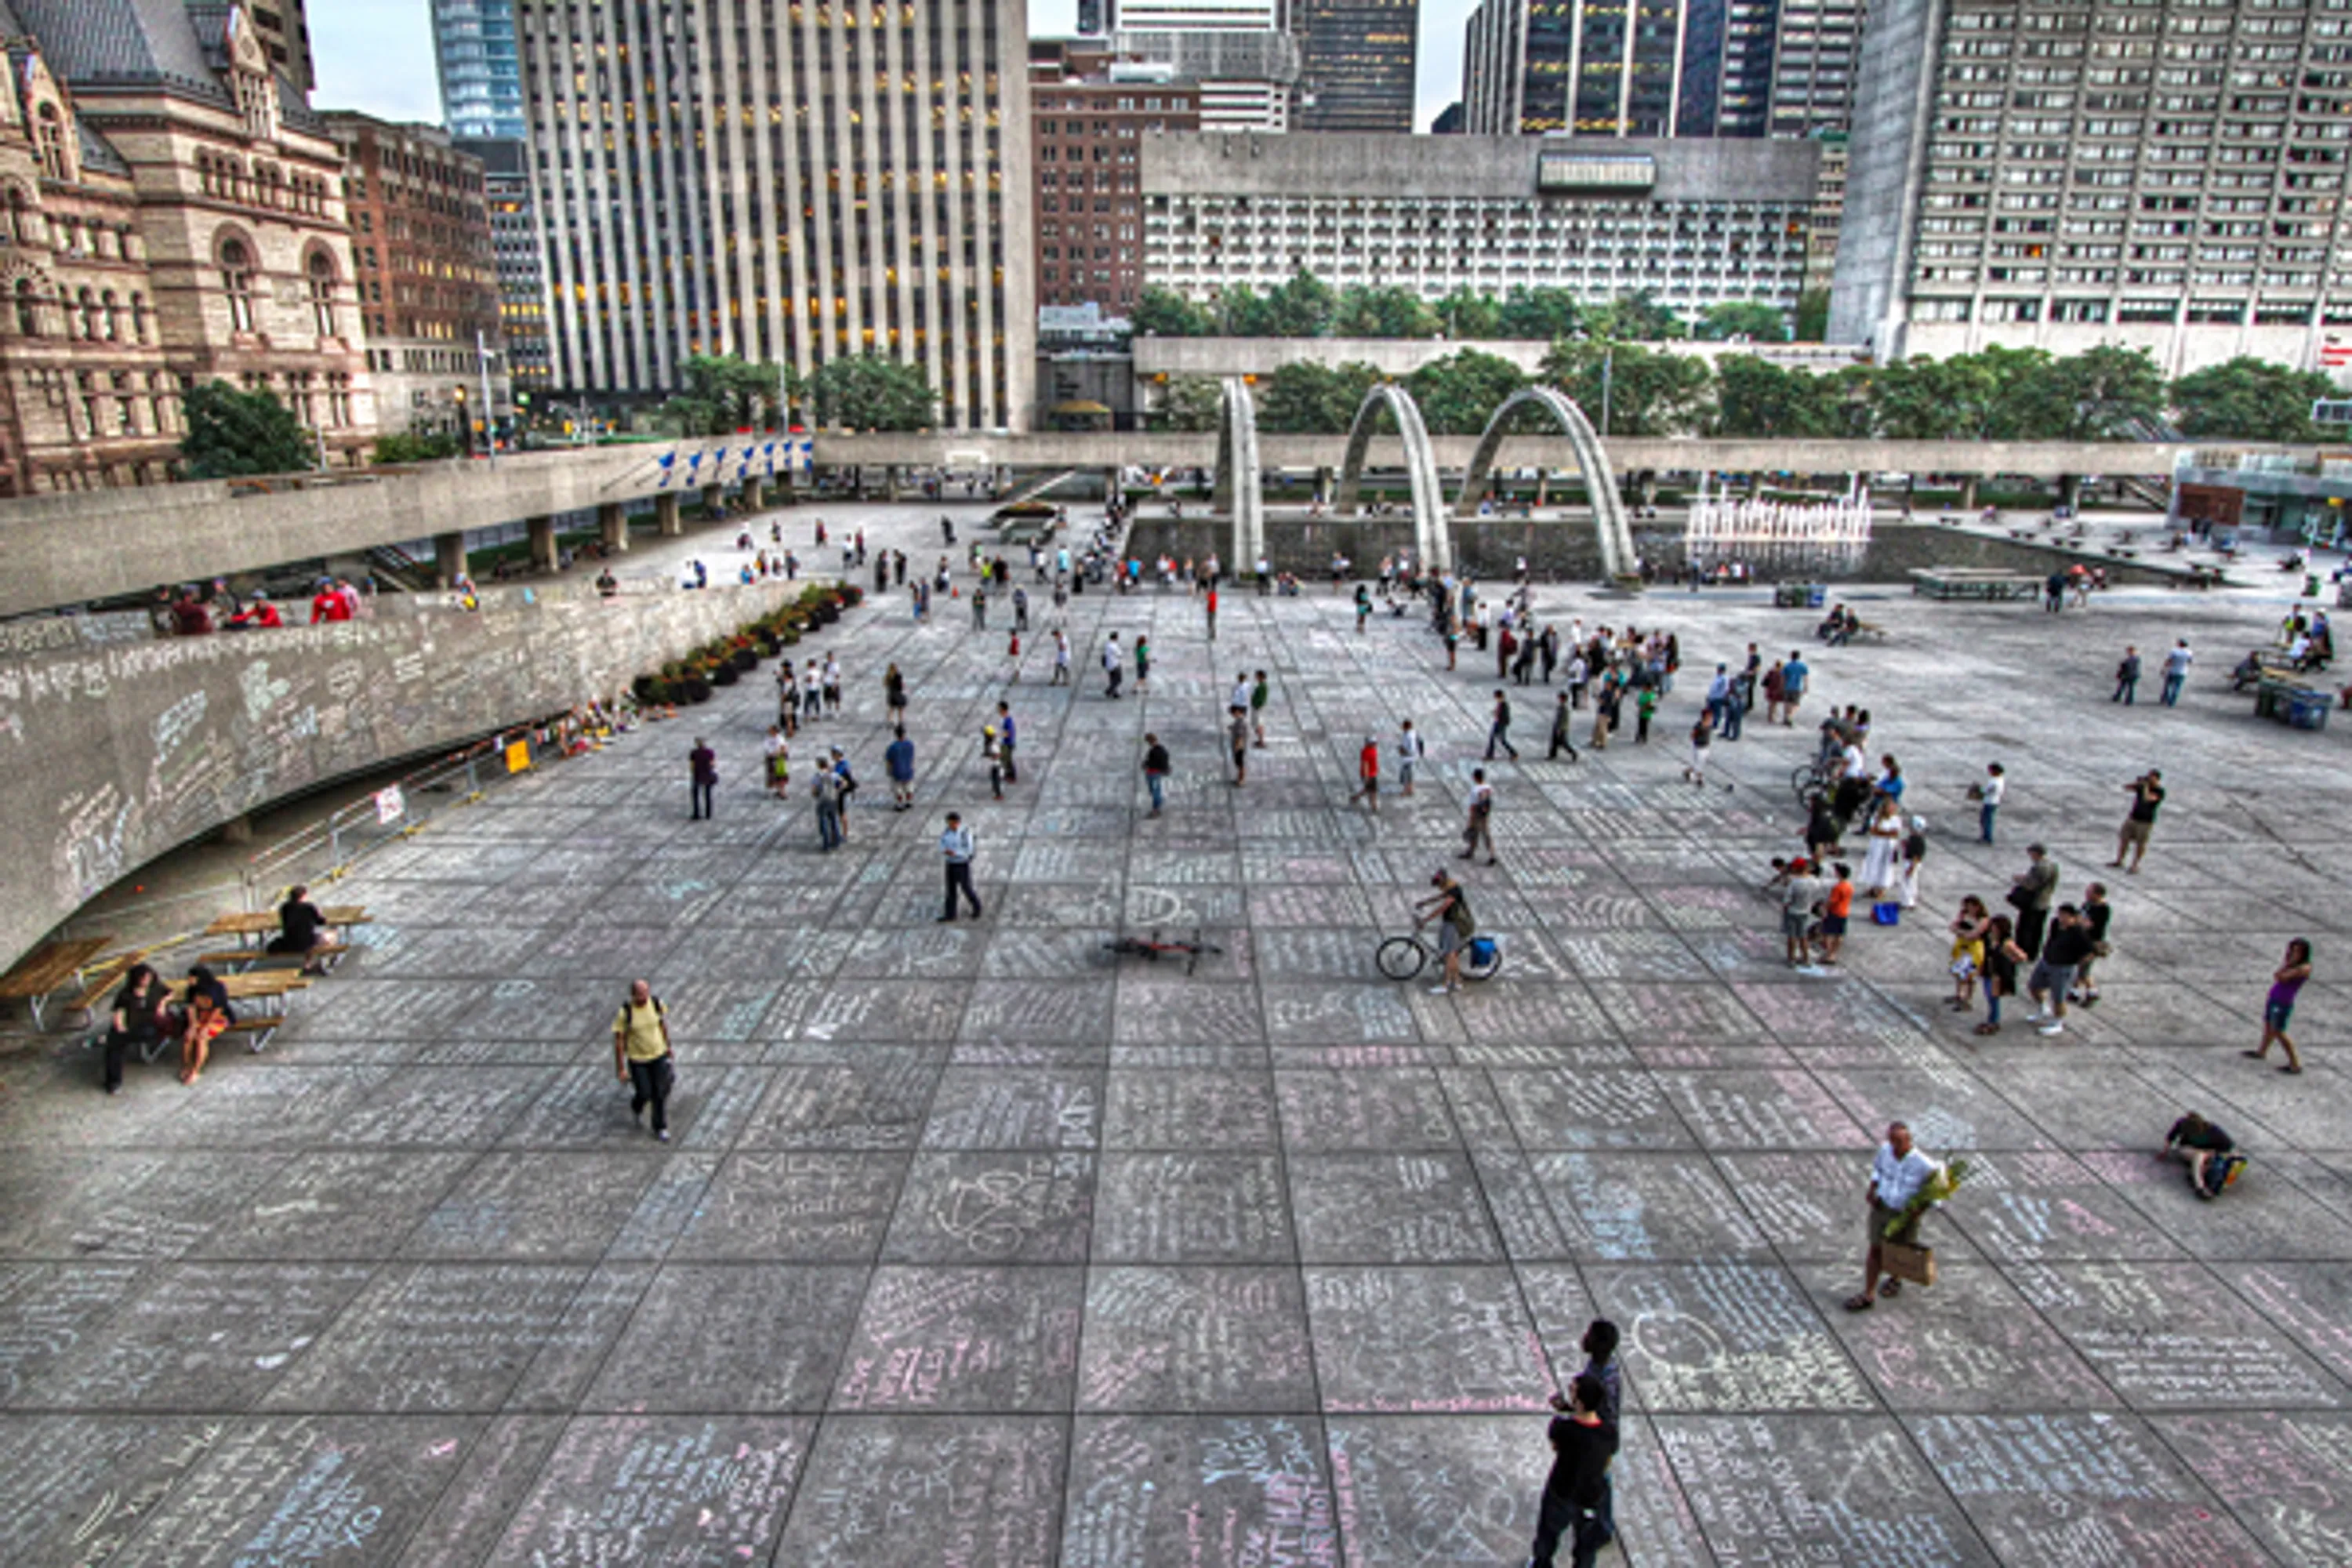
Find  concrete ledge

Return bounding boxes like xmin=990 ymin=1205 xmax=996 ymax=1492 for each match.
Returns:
xmin=0 ymin=575 xmax=807 ymax=969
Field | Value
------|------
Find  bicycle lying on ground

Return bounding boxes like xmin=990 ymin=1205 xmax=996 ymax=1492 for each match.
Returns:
xmin=1103 ymin=927 xmax=1223 ymax=975
xmin=1376 ymin=930 xmax=1504 ymax=983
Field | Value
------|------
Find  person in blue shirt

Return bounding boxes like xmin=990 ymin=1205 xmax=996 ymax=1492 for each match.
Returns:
xmin=884 ymin=726 xmax=916 ymax=812
xmin=1781 ymin=652 xmax=1809 ymax=725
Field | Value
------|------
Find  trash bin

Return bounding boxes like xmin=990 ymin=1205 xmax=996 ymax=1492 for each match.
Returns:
xmin=2287 ymin=689 xmax=2332 ymax=731
xmin=1807 ymin=583 xmax=1828 ymax=609
xmin=2306 ymin=574 xmax=2321 ymax=599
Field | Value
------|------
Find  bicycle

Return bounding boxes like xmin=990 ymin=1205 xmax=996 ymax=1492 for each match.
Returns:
xmin=1377 ymin=929 xmax=1504 ymax=983
xmin=1103 ymin=927 xmax=1223 ymax=975
xmin=1791 ymin=757 xmax=1838 ymax=811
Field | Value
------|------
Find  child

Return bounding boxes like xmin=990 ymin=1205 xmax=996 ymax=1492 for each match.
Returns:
xmin=1948 ymin=895 xmax=1989 ymax=1010
xmin=765 ymin=727 xmax=791 ymax=800
xmin=1814 ymin=863 xmax=1853 ymax=967
xmin=1635 ymin=686 xmax=1659 ymax=744
xmin=1352 ymin=736 xmax=1380 ymax=813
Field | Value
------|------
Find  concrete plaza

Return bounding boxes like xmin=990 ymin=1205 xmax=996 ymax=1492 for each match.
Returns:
xmin=3 ymin=532 xmax=2350 ymax=1566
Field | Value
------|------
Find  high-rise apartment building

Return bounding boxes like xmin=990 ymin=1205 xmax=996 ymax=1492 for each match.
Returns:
xmin=1113 ymin=0 xmax=1302 ymax=130
xmin=324 ymin=114 xmax=506 ymax=441
xmin=3 ymin=0 xmax=376 ymax=489
xmin=1831 ymin=0 xmax=2352 ymax=374
xmin=516 ymin=0 xmax=1033 ymax=430
xmin=248 ymin=0 xmax=315 ymax=94
xmin=1292 ymin=0 xmax=1418 ymax=132
xmin=1461 ymin=0 xmax=1862 ymax=139
xmin=430 ymin=0 xmax=525 ymax=141
xmin=1031 ymin=42 xmax=1202 ymax=314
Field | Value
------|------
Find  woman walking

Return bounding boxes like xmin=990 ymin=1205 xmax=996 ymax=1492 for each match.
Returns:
xmin=1976 ymin=916 xmax=2026 ymax=1036
xmin=2246 ymin=938 xmax=2314 ymax=1073
xmin=1947 ymin=896 xmax=1990 ymax=1012
xmin=1860 ymin=796 xmax=1904 ymax=900
xmin=884 ymin=663 xmax=907 ymax=726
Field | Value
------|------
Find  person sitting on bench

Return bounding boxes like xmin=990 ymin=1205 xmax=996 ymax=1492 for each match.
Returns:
xmin=266 ymin=884 xmax=337 ymax=972
xmin=2230 ymin=650 xmax=2268 ymax=693
xmin=176 ymin=965 xmax=234 ymax=1085
xmin=101 ymin=963 xmax=171 ymax=1096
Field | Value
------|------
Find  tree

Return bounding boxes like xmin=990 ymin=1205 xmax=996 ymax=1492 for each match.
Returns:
xmin=1266 ymin=270 xmax=1339 ymax=337
xmin=1405 ymin=349 xmax=1530 ymax=435
xmin=1695 ymin=300 xmax=1790 ymax=344
xmin=1156 ymin=375 xmax=1224 ymax=431
xmin=1436 ymin=286 xmax=1503 ymax=339
xmin=1497 ymin=287 xmax=1581 ymax=342
xmin=180 ymin=381 xmax=315 ymax=478
xmin=1870 ymin=354 xmax=1999 ymax=439
xmin=1538 ymin=340 xmax=1711 ymax=436
xmin=1585 ymin=289 xmax=1687 ymax=343
xmin=1214 ymin=284 xmax=1276 ymax=337
xmin=1792 ymin=289 xmax=1831 ymax=343
xmin=1258 ymin=360 xmax=1383 ymax=434
xmin=1335 ymin=285 xmax=1439 ymax=339
xmin=2172 ymin=357 xmax=2337 ymax=441
xmin=1133 ymin=286 xmax=1210 ymax=336
xmin=660 ymin=354 xmax=793 ymax=435
xmin=805 ymin=354 xmax=935 ymax=430
xmin=370 ymin=431 xmax=461 ymax=464
xmin=1711 ymin=356 xmax=1830 ymax=437
xmin=2038 ymin=344 xmax=2169 ymax=440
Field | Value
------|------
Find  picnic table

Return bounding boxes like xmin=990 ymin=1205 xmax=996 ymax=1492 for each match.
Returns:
xmin=1909 ymin=568 xmax=2041 ymax=602
xmin=164 ymin=971 xmax=313 ymax=1053
xmin=205 ymin=906 xmax=369 ymax=946
xmin=0 ymin=937 xmax=113 ymax=1030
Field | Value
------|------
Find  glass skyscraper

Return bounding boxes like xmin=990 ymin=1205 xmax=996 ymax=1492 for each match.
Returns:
xmin=1292 ymin=0 xmax=1418 ymax=132
xmin=431 ymin=0 xmax=526 ymax=142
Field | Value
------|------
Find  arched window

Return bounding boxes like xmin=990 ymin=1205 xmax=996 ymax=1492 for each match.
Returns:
xmin=306 ymin=250 xmax=336 ymax=337
xmin=2 ymin=190 xmax=24 ymax=245
xmin=34 ymin=105 xmax=67 ymax=182
xmin=220 ymin=238 xmax=254 ymax=332
xmin=100 ymin=290 xmax=119 ymax=340
xmin=13 ymin=278 xmax=38 ymax=338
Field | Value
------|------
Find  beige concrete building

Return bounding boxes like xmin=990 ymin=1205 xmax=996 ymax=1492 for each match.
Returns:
xmin=5 ymin=0 xmax=377 ymax=483
xmin=517 ymin=0 xmax=1035 ymax=431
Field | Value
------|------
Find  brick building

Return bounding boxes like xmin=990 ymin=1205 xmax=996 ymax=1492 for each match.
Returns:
xmin=1033 ymin=41 xmax=1203 ymax=317
xmin=324 ymin=113 xmax=506 ymax=442
xmin=0 ymin=0 xmax=375 ymax=492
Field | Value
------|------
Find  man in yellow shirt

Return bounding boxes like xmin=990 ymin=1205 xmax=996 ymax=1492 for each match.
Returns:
xmin=612 ymin=979 xmax=676 ymax=1141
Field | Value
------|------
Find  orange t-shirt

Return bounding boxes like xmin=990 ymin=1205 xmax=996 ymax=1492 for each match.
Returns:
xmin=1826 ymin=880 xmax=1854 ymax=916
xmin=1359 ymin=743 xmax=1378 ymax=779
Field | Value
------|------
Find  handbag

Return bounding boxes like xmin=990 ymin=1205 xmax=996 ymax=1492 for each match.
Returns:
xmin=1880 ymin=1240 xmax=1937 ymax=1286
xmin=2003 ymin=885 xmax=2031 ymax=909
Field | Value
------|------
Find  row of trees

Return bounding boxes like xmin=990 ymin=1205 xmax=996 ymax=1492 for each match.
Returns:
xmin=657 ymin=353 xmax=937 ymax=434
xmin=1158 ymin=344 xmax=2342 ymax=442
xmin=1133 ymin=277 xmax=1827 ymax=345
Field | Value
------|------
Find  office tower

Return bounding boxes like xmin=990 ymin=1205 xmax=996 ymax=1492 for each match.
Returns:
xmin=1144 ymin=132 xmax=1819 ymax=317
xmin=1293 ymin=0 xmax=1417 ymax=132
xmin=430 ymin=0 xmax=526 ymax=141
xmin=1114 ymin=0 xmax=1301 ymax=130
xmin=2 ymin=0 xmax=376 ymax=492
xmin=1032 ymin=40 xmax=1202 ymax=314
xmin=1461 ymin=0 xmax=1861 ymax=139
xmin=461 ymin=137 xmax=550 ymax=396
xmin=324 ymin=114 xmax=507 ymax=440
xmin=1831 ymin=0 xmax=2351 ymax=375
xmin=516 ymin=0 xmax=1033 ymax=430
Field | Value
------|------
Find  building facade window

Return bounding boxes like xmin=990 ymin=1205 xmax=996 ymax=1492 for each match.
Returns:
xmin=221 ymin=238 xmax=256 ymax=332
xmin=308 ymin=250 xmax=338 ymax=337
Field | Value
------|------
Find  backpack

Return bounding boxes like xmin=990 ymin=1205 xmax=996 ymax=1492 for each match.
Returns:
xmin=1447 ymin=888 xmax=1476 ymax=937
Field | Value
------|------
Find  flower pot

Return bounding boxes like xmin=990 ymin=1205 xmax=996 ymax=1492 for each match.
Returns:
xmin=713 ymin=663 xmax=740 ymax=687
xmin=684 ymin=676 xmax=713 ymax=702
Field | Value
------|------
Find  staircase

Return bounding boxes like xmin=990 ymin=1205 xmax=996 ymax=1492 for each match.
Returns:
xmin=1002 ymin=468 xmax=1084 ymax=509
xmin=367 ymin=543 xmax=437 ymax=592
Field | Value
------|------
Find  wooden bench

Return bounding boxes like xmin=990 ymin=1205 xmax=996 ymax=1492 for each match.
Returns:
xmin=193 ymin=942 xmax=351 ymax=975
xmin=217 ymin=1016 xmax=283 ymax=1054
xmin=0 ymin=937 xmax=113 ymax=1030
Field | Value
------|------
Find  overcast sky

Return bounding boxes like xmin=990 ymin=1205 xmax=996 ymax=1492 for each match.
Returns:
xmin=311 ymin=1 xmax=1470 ymax=131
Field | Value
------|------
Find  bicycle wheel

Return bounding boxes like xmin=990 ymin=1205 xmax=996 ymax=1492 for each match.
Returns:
xmin=1376 ymin=937 xmax=1427 ymax=982
xmin=1789 ymin=765 xmax=1821 ymax=797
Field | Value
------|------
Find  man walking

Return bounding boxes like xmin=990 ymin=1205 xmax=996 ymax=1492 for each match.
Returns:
xmin=1461 ymin=768 xmax=1497 ymax=865
xmin=971 ymin=583 xmax=989 ymax=630
xmin=1052 ymin=628 xmax=1072 ymax=686
xmin=1975 ymin=762 xmax=2005 ymax=844
xmin=812 ymin=763 xmax=845 ymax=851
xmin=1526 ymin=1374 xmax=1618 ymax=1568
xmin=2010 ymin=844 xmax=2058 ymax=959
xmin=1846 ymin=1121 xmax=1937 ymax=1312
xmin=938 ymin=812 xmax=982 ymax=921
xmin=688 ymin=737 xmax=717 ymax=820
xmin=1781 ymin=651 xmax=1809 ymax=725
xmin=1103 ymin=632 xmax=1124 ymax=698
xmin=1204 ymin=583 xmax=1218 ymax=641
xmin=885 ymin=725 xmax=916 ymax=811
xmin=1352 ymin=735 xmax=1380 ymax=813
xmin=1396 ymin=720 xmax=1423 ymax=796
xmin=2111 ymin=768 xmax=2165 ymax=873
xmin=1142 ymin=733 xmax=1171 ymax=817
xmin=2112 ymin=644 xmax=2142 ymax=704
xmin=1229 ymin=706 xmax=1251 ymax=786
xmin=2160 ymin=640 xmax=2193 ymax=706
xmin=1548 ymin=692 xmax=1579 ymax=762
xmin=612 ymin=979 xmax=677 ymax=1142
xmin=995 ymin=701 xmax=1018 ymax=784
xmin=1486 ymin=691 xmax=1519 ymax=760
xmin=2025 ymin=904 xmax=2094 ymax=1037
xmin=1250 ymin=670 xmax=1271 ymax=748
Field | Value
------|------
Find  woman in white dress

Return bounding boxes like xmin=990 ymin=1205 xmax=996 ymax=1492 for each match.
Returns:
xmin=1860 ymin=795 xmax=1905 ymax=898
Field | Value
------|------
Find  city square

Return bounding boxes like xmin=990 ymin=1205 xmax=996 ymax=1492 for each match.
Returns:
xmin=4 ymin=514 xmax=2350 ymax=1565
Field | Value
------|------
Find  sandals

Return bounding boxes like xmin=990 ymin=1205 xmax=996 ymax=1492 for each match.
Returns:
xmin=1842 ymin=1293 xmax=1875 ymax=1312
xmin=1878 ymin=1279 xmax=1902 ymax=1298
xmin=1974 ymin=1022 xmax=2000 ymax=1036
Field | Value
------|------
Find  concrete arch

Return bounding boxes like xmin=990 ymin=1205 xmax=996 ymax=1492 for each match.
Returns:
xmin=1210 ymin=375 xmax=1264 ymax=571
xmin=1334 ymin=383 xmax=1447 ymax=572
xmin=1454 ymin=387 xmax=1638 ymax=582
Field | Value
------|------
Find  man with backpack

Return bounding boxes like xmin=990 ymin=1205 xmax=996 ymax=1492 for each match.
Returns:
xmin=1414 ymin=869 xmax=1476 ymax=996
xmin=613 ymin=979 xmax=677 ymax=1142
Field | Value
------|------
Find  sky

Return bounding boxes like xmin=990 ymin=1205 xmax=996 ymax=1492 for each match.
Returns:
xmin=310 ymin=0 xmax=1474 ymax=132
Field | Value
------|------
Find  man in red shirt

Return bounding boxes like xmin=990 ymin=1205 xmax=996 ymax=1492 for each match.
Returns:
xmin=1351 ymin=735 xmax=1380 ymax=814
xmin=309 ymin=581 xmax=344 ymax=623
xmin=227 ymin=594 xmax=281 ymax=630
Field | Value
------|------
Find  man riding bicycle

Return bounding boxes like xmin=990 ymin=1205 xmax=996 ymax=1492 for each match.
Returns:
xmin=1415 ymin=869 xmax=1476 ymax=996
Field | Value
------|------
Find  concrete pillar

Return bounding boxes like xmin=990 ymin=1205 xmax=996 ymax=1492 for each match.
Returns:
xmin=598 ymin=501 xmax=629 ymax=553
xmin=434 ymin=530 xmax=467 ymax=586
xmin=1314 ymin=466 xmax=1334 ymax=506
xmin=1959 ymin=475 xmax=1980 ymax=511
xmin=742 ymin=476 xmax=766 ymax=513
xmin=700 ymin=483 xmax=721 ymax=518
xmin=655 ymin=492 xmax=683 ymax=537
xmin=527 ymin=514 xmax=560 ymax=574
xmin=994 ymin=464 xmax=1011 ymax=498
xmin=1534 ymin=471 xmax=1550 ymax=510
xmin=2058 ymin=474 xmax=2083 ymax=514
